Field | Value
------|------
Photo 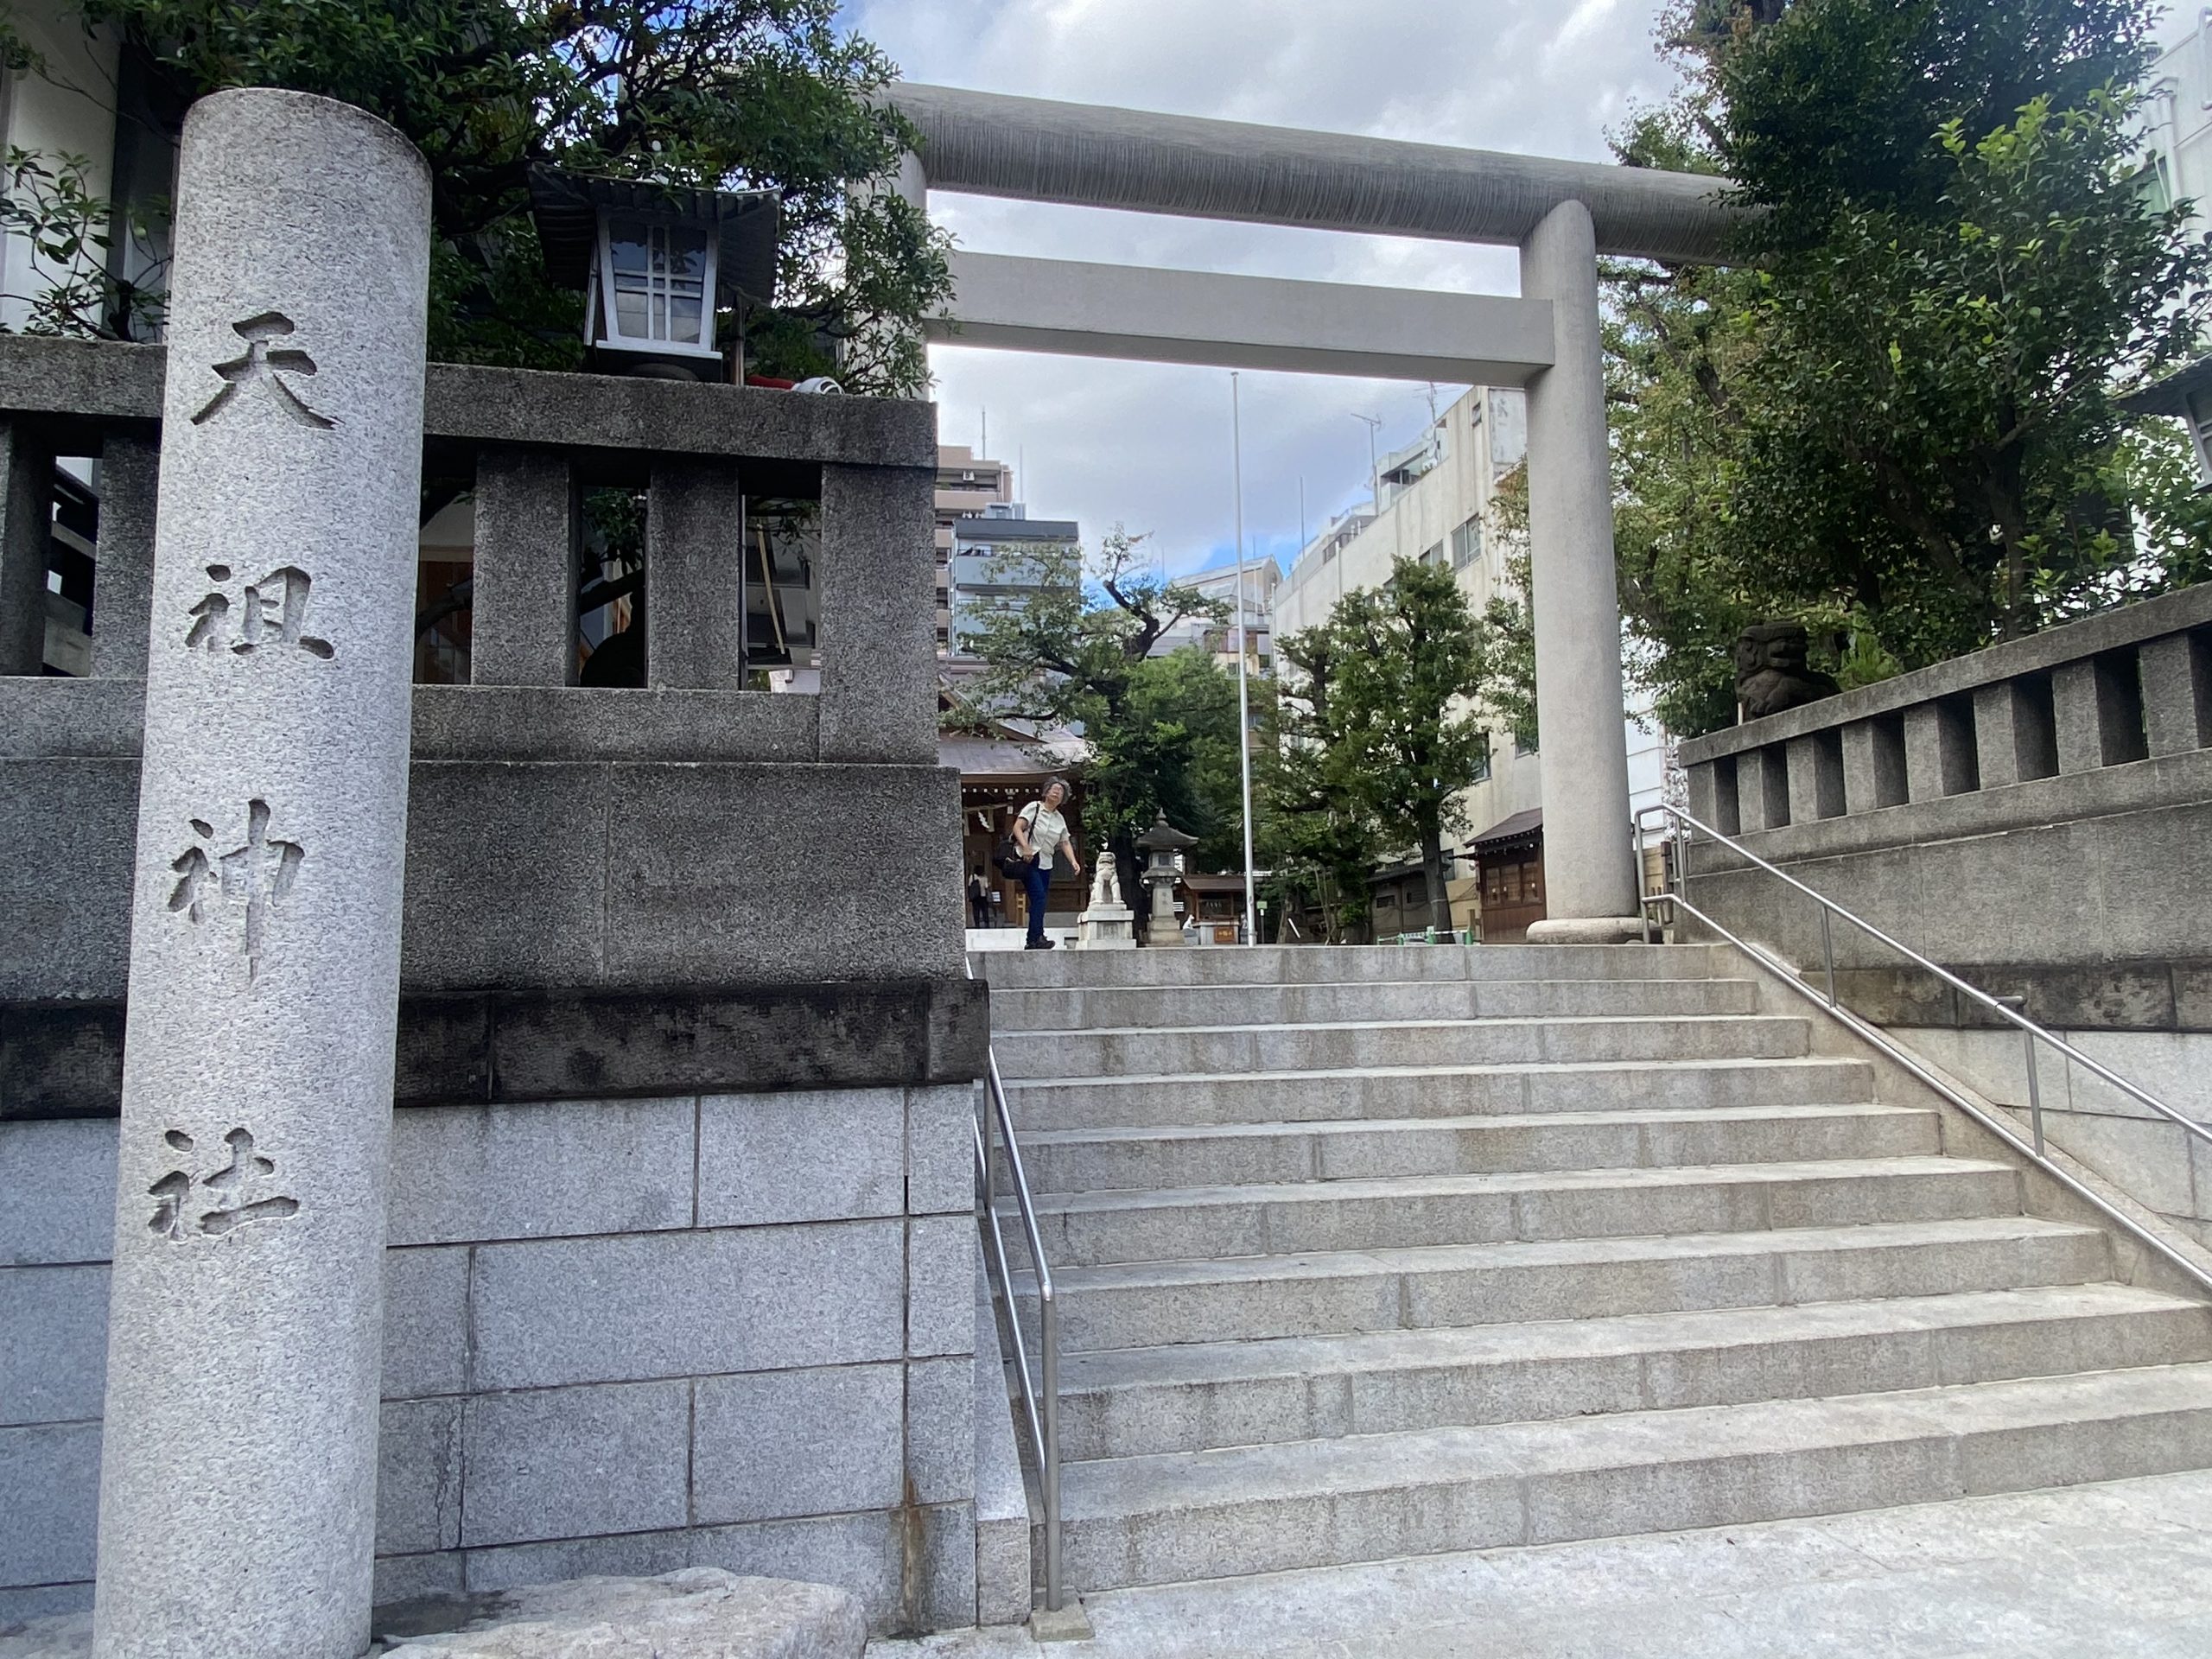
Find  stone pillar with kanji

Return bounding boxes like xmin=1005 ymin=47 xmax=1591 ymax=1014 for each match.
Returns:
xmin=91 ymin=90 xmax=430 ymax=1659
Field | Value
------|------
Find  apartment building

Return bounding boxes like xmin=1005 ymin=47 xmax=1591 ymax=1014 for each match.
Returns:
xmin=2125 ymin=25 xmax=2212 ymax=477
xmin=931 ymin=444 xmax=1011 ymax=652
xmin=1274 ymin=385 xmax=1666 ymax=939
xmin=1150 ymin=556 xmax=1279 ymax=671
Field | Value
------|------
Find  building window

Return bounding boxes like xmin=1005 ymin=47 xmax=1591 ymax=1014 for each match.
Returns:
xmin=1451 ymin=517 xmax=1483 ymax=569
xmin=1421 ymin=542 xmax=1446 ymax=568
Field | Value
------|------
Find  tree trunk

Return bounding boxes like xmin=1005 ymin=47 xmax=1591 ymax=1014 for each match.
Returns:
xmin=1421 ymin=820 xmax=1452 ymax=938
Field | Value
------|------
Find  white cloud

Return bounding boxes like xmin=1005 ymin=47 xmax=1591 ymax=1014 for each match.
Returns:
xmin=847 ymin=0 xmax=1685 ymax=575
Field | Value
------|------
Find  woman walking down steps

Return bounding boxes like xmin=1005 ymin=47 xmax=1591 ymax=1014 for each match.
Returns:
xmin=1012 ymin=777 xmax=1082 ymax=950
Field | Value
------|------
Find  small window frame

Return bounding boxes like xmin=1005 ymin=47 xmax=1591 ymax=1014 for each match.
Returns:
xmin=590 ymin=207 xmax=722 ymax=361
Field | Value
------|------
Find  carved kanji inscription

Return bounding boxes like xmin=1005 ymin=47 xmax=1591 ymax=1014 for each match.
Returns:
xmin=184 ymin=563 xmax=334 ymax=659
xmin=191 ymin=311 xmax=335 ymax=429
xmin=148 ymin=1127 xmax=300 ymax=1241
xmin=168 ymin=799 xmax=305 ymax=978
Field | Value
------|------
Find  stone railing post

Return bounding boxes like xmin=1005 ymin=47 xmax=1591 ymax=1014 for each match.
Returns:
xmin=1685 ymin=759 xmax=1732 ymax=835
xmin=92 ymin=90 xmax=429 ymax=1659
xmin=1785 ymin=734 xmax=1842 ymax=824
xmin=1904 ymin=700 xmax=1977 ymax=801
xmin=1971 ymin=679 xmax=2057 ymax=789
xmin=468 ymin=448 xmax=577 ymax=686
xmin=646 ymin=456 xmax=746 ymax=689
xmin=2140 ymin=631 xmax=2211 ymax=758
xmin=2054 ymin=655 xmax=2147 ymax=772
xmin=0 ymin=419 xmax=55 ymax=674
xmin=817 ymin=461 xmax=938 ymax=762
xmin=89 ymin=435 xmax=161 ymax=679
xmin=1738 ymin=747 xmax=1789 ymax=833
xmin=1840 ymin=716 xmax=1908 ymax=814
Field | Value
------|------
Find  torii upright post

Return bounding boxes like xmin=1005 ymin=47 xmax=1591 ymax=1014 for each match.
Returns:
xmin=92 ymin=89 xmax=430 ymax=1659
xmin=1519 ymin=199 xmax=1642 ymax=940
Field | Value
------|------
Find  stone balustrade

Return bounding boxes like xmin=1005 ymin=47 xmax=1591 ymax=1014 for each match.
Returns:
xmin=0 ymin=335 xmax=971 ymax=1026
xmin=1683 ymin=585 xmax=2212 ymax=844
xmin=1675 ymin=587 xmax=2212 ymax=1253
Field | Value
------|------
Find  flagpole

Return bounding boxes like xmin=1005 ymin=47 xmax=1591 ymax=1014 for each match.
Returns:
xmin=1230 ymin=372 xmax=1258 ymax=946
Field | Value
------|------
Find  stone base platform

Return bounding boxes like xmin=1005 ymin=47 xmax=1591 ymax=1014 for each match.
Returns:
xmin=0 ymin=1571 xmax=865 ymax=1659
xmin=1525 ymin=915 xmax=1649 ymax=944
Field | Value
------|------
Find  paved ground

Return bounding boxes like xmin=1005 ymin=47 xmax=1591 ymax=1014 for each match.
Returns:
xmin=874 ymin=1470 xmax=2212 ymax=1658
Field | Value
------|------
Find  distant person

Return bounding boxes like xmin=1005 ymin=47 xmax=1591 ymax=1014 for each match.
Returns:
xmin=967 ymin=866 xmax=993 ymax=929
xmin=1012 ymin=778 xmax=1082 ymax=950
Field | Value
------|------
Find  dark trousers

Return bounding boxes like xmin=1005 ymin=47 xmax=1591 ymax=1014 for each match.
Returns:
xmin=969 ymin=895 xmax=992 ymax=928
xmin=1023 ymin=861 xmax=1052 ymax=944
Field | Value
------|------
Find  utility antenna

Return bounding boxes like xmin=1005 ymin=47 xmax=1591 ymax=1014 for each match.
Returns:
xmin=1351 ymin=413 xmax=1384 ymax=514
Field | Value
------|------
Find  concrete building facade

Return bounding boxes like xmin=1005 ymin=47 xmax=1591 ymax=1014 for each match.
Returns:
xmin=2145 ymin=21 xmax=2212 ymax=232
xmin=947 ymin=504 xmax=1080 ymax=660
xmin=931 ymin=444 xmax=1011 ymax=653
xmin=1150 ymin=557 xmax=1278 ymax=671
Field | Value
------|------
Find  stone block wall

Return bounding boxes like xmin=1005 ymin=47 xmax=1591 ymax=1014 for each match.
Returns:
xmin=1 ymin=1086 xmax=986 ymax=1630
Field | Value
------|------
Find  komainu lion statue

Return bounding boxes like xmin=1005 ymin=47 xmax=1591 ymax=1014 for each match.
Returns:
xmin=1089 ymin=850 xmax=1124 ymax=910
xmin=1734 ymin=622 xmax=1840 ymax=721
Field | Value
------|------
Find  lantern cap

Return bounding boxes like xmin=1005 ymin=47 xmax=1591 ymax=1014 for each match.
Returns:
xmin=1135 ymin=810 xmax=1198 ymax=852
xmin=529 ymin=166 xmax=783 ymax=306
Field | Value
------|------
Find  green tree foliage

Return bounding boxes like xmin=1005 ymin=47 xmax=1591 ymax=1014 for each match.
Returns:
xmin=961 ymin=528 xmax=1243 ymax=929
xmin=1476 ymin=466 xmax=1541 ymax=752
xmin=0 ymin=147 xmax=165 ymax=337
xmin=1610 ymin=0 xmax=2212 ymax=736
xmin=15 ymin=0 xmax=950 ymax=390
xmin=1257 ymin=622 xmax=1380 ymax=944
xmin=1269 ymin=557 xmax=1501 ymax=937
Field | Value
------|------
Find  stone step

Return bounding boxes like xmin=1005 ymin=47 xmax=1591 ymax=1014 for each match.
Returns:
xmin=1005 ymin=1103 xmax=1941 ymax=1195
xmin=1001 ymin=1056 xmax=1877 ymax=1133
xmin=1041 ymin=1360 xmax=2212 ymax=1592
xmin=988 ymin=976 xmax=1762 ymax=1032
xmin=1052 ymin=1284 xmax=2212 ymax=1459
xmin=1003 ymin=1156 xmax=2023 ymax=1272
xmin=979 ymin=942 xmax=1729 ymax=989
xmin=991 ymin=1014 xmax=1814 ymax=1079
xmin=1009 ymin=1213 xmax=2097 ymax=1353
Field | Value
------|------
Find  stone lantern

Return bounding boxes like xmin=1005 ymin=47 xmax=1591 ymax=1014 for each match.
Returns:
xmin=529 ymin=168 xmax=781 ymax=381
xmin=1135 ymin=810 xmax=1198 ymax=948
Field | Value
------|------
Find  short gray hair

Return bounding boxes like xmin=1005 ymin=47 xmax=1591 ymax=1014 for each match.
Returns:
xmin=1044 ymin=775 xmax=1069 ymax=798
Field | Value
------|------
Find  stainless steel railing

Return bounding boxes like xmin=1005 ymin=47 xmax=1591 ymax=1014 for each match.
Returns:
xmin=1636 ymin=802 xmax=2212 ymax=1298
xmin=965 ymin=957 xmax=1065 ymax=1612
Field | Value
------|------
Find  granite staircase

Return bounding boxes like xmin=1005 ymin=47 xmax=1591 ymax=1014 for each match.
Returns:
xmin=979 ymin=944 xmax=2212 ymax=1596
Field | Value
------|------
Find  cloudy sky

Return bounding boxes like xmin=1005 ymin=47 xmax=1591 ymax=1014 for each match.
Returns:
xmin=844 ymin=1 xmax=2203 ymax=582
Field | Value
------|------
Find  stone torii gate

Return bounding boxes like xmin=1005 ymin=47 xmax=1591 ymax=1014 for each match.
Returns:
xmin=887 ymin=84 xmax=1740 ymax=938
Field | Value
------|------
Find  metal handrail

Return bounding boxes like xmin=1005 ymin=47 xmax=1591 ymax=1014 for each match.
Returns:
xmin=1636 ymin=803 xmax=2212 ymax=1299
xmin=964 ymin=957 xmax=1064 ymax=1612
xmin=1637 ymin=804 xmax=2212 ymax=1155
